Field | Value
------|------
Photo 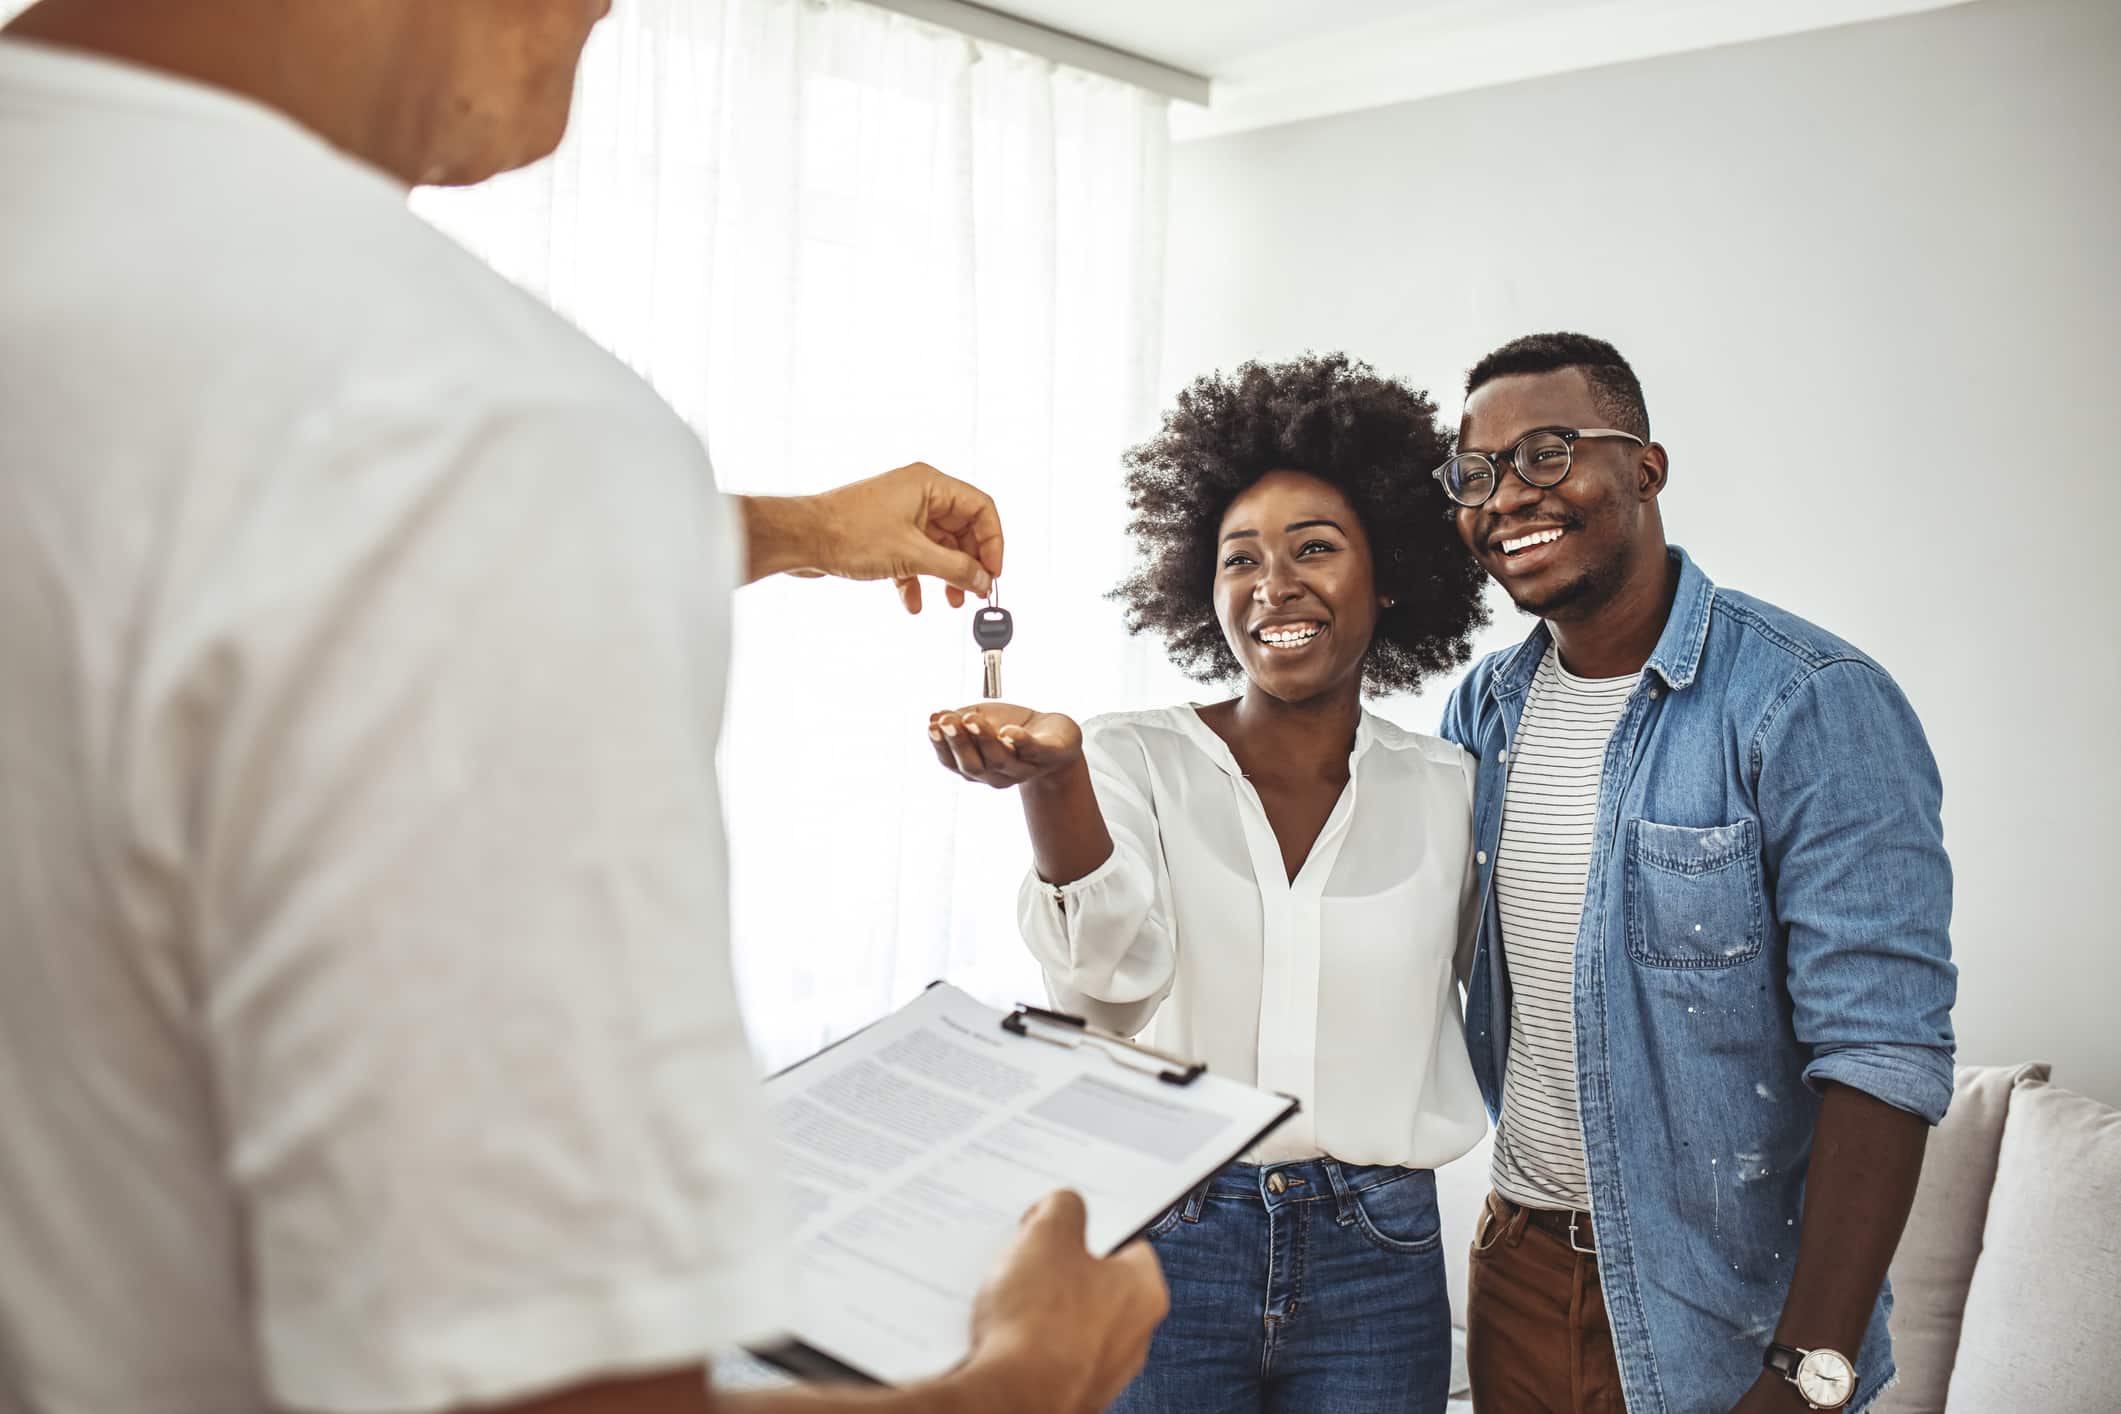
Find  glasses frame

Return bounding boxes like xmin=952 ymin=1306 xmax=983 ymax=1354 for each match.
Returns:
xmin=1432 ymin=426 xmax=1647 ymax=508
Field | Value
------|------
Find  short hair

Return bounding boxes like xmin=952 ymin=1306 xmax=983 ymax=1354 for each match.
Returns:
xmin=1113 ymin=352 xmax=1489 ymax=695
xmin=1465 ymin=332 xmax=1650 ymax=439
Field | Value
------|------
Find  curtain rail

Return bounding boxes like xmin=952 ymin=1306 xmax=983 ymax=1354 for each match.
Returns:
xmin=855 ymin=0 xmax=1211 ymax=104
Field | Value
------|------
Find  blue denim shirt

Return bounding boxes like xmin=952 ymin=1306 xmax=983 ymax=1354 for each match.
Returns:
xmin=1439 ymin=548 xmax=1956 ymax=1414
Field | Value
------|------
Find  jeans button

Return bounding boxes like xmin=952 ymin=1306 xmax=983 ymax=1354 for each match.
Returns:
xmin=1267 ymin=1172 xmax=1287 ymax=1195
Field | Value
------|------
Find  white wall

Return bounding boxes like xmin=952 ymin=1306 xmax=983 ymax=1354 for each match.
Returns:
xmin=1162 ymin=0 xmax=2121 ymax=1104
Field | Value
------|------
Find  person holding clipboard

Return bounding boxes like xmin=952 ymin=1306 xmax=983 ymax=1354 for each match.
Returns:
xmin=929 ymin=354 xmax=1492 ymax=1413
xmin=0 ymin=2 xmax=1166 ymax=1412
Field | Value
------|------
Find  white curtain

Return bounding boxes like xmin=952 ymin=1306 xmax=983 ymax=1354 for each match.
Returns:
xmin=414 ymin=0 xmax=1179 ymax=1069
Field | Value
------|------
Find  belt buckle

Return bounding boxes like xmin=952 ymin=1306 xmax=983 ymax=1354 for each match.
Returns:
xmin=1569 ymin=1209 xmax=1596 ymax=1255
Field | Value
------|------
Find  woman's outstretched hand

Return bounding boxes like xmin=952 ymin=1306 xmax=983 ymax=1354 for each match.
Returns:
xmin=929 ymin=703 xmax=1084 ymax=788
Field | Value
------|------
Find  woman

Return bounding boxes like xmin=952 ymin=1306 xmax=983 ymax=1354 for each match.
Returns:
xmin=927 ymin=354 xmax=1490 ymax=1412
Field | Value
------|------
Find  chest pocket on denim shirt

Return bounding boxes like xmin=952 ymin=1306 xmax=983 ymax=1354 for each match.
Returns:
xmin=1624 ymin=818 xmax=1764 ymax=968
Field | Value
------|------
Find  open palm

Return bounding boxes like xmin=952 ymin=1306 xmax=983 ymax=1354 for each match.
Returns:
xmin=928 ymin=702 xmax=1083 ymax=788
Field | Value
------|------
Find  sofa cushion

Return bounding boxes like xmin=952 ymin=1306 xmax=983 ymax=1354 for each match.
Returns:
xmin=1945 ymin=1078 xmax=2121 ymax=1412
xmin=1871 ymin=1062 xmax=2050 ymax=1414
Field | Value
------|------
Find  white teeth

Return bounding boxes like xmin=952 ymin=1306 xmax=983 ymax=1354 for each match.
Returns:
xmin=1258 ymin=623 xmax=1323 ymax=647
xmin=1502 ymin=528 xmax=1565 ymax=555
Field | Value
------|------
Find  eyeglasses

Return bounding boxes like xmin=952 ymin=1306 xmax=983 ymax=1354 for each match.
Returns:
xmin=1431 ymin=427 xmax=1647 ymax=508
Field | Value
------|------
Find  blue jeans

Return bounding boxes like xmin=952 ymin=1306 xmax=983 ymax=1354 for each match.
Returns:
xmin=1111 ymin=1158 xmax=1452 ymax=1414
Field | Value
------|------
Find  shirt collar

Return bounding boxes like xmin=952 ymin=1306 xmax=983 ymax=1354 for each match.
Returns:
xmin=1646 ymin=546 xmax=1715 ymax=690
xmin=1490 ymin=546 xmax=1716 ymax=698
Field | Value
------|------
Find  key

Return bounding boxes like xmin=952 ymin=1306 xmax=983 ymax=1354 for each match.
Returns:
xmin=973 ymin=588 xmax=1013 ymax=699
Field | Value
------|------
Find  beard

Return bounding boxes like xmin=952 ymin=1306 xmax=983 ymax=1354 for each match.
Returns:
xmin=1506 ymin=540 xmax=1631 ymax=622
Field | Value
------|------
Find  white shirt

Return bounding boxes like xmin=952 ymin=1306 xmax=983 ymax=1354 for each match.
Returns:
xmin=0 ymin=39 xmax=783 ymax=1414
xmin=1018 ymin=705 xmax=1489 ymax=1168
xmin=1490 ymin=648 xmax=1638 ymax=1211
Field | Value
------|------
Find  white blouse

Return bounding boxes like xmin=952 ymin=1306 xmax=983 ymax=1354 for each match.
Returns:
xmin=1017 ymin=705 xmax=1490 ymax=1168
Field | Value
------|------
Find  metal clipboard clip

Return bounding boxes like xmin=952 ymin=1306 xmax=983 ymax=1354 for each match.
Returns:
xmin=1000 ymin=1004 xmax=1207 ymax=1087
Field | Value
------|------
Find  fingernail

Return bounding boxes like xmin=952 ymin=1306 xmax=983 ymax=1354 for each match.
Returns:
xmin=964 ymin=720 xmax=982 ymax=736
xmin=941 ymin=723 xmax=958 ymax=737
xmin=928 ymin=728 xmax=943 ymax=742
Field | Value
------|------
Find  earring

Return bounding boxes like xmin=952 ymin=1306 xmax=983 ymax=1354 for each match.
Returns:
xmin=1381 ymin=596 xmax=1397 ymax=608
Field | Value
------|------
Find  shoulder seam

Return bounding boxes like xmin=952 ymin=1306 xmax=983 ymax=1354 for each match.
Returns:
xmin=1748 ymin=657 xmax=1895 ymax=783
xmin=1711 ymin=597 xmax=1871 ymax=674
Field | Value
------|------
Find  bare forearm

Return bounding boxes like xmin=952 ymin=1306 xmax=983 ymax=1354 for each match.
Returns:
xmin=734 ymin=466 xmax=1003 ymax=602
xmin=1774 ymin=1082 xmax=1929 ymax=1357
xmin=1019 ymin=757 xmax=1115 ymax=886
xmin=737 ymin=494 xmax=830 ymax=583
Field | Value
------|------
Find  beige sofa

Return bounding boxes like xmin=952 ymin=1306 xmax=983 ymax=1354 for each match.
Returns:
xmin=1439 ymin=1063 xmax=2121 ymax=1411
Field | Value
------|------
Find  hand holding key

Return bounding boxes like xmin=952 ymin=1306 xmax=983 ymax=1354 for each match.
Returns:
xmin=741 ymin=462 xmax=1004 ymax=613
xmin=929 ymin=702 xmax=1083 ymax=789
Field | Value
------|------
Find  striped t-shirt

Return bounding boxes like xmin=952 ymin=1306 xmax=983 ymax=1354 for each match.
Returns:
xmin=1490 ymin=646 xmax=1639 ymax=1213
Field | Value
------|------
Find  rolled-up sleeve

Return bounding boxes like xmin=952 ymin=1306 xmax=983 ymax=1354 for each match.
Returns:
xmin=1756 ymin=660 xmax=1958 ymax=1124
xmin=1015 ymin=723 xmax=1174 ymax=1038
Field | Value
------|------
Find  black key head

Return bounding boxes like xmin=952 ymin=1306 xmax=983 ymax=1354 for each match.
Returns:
xmin=973 ymin=605 xmax=1014 ymax=651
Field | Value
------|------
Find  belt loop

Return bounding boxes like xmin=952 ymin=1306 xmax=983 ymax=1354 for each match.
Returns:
xmin=1495 ymin=1191 xmax=1530 ymax=1249
xmin=1473 ymin=1197 xmax=1500 ymax=1253
xmin=1181 ymin=1177 xmax=1210 ymax=1223
xmin=1475 ymin=1191 xmax=1521 ymax=1252
xmin=1322 ymin=1158 xmax=1357 ymax=1224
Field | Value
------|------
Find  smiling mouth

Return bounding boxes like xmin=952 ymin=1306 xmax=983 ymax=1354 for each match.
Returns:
xmin=1496 ymin=526 xmax=1566 ymax=557
xmin=1253 ymin=621 xmax=1327 ymax=650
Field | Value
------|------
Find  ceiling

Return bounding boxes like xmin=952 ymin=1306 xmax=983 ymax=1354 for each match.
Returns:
xmin=979 ymin=0 xmax=1981 ymax=139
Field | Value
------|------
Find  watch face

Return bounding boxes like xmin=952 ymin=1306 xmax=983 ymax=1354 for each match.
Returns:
xmin=1796 ymin=1349 xmax=1856 ymax=1407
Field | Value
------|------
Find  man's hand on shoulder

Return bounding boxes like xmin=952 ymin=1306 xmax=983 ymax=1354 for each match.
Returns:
xmin=740 ymin=463 xmax=1004 ymax=613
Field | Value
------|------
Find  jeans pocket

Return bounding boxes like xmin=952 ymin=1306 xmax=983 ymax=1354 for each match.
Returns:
xmin=1350 ymin=1170 xmax=1443 ymax=1255
xmin=1142 ymin=1202 xmax=1186 ymax=1240
xmin=1624 ymin=818 xmax=1764 ymax=969
xmin=1469 ymin=1194 xmax=1505 ymax=1259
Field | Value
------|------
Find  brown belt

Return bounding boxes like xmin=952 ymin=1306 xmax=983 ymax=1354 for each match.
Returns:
xmin=1495 ymin=1192 xmax=1598 ymax=1254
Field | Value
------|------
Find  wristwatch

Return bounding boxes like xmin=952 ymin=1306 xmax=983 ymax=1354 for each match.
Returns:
xmin=1764 ymin=1343 xmax=1856 ymax=1409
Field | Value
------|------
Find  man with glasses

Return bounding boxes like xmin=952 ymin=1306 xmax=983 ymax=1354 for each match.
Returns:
xmin=1434 ymin=333 xmax=1955 ymax=1413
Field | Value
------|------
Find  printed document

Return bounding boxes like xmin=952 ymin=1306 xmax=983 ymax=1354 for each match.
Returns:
xmin=753 ymin=982 xmax=1297 ymax=1384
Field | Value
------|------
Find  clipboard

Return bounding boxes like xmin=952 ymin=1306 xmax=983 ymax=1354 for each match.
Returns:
xmin=1000 ymin=1003 xmax=1207 ymax=1087
xmin=747 ymin=983 xmax=1300 ymax=1387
